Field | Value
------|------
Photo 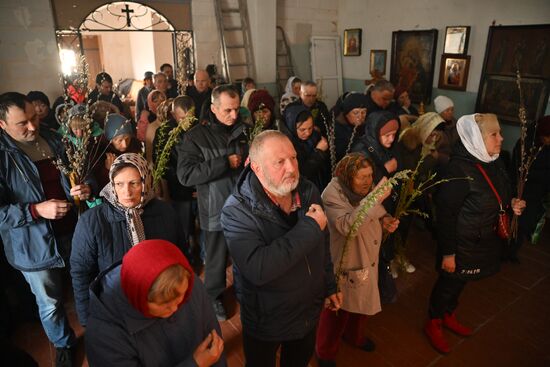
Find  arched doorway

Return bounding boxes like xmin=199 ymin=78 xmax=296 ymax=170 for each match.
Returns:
xmin=55 ymin=1 xmax=194 ymax=95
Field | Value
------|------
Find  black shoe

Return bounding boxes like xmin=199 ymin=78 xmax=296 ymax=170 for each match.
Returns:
xmin=317 ymin=356 xmax=337 ymax=367
xmin=212 ymin=299 xmax=227 ymax=321
xmin=55 ymin=347 xmax=73 ymax=367
xmin=361 ymin=337 xmax=376 ymax=352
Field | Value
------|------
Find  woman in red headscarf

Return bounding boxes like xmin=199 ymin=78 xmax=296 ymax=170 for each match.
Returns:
xmin=85 ymin=239 xmax=225 ymax=367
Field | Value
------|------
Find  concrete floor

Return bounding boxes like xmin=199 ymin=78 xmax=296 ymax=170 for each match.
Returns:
xmin=11 ymin=223 xmax=550 ymax=367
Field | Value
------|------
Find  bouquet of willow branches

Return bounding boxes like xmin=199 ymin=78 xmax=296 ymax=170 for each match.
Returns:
xmin=383 ymin=157 xmax=472 ymax=270
xmin=153 ymin=108 xmax=197 ymax=187
xmin=322 ymin=112 xmax=337 ymax=174
xmin=335 ymin=170 xmax=411 ymax=289
xmin=245 ymin=111 xmax=266 ymax=144
xmin=54 ymin=56 xmax=101 ymax=210
xmin=510 ymin=68 xmax=543 ymax=240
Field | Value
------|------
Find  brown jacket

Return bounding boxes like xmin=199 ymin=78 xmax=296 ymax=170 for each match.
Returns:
xmin=322 ymin=178 xmax=386 ymax=315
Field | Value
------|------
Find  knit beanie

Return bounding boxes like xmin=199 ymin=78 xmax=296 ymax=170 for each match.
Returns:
xmin=27 ymin=91 xmax=50 ymax=107
xmin=104 ymin=113 xmax=134 ymax=140
xmin=121 ymin=239 xmax=195 ymax=318
xmin=248 ymin=89 xmax=275 ymax=114
xmin=342 ymin=92 xmax=368 ymax=115
xmin=434 ymin=95 xmax=454 ymax=114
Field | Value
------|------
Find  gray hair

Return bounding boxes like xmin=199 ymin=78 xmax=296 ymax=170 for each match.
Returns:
xmin=211 ymin=84 xmax=239 ymax=106
xmin=249 ymin=130 xmax=289 ymax=164
xmin=372 ymin=79 xmax=395 ymax=93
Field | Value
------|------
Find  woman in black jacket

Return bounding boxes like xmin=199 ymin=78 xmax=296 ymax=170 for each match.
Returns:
xmin=425 ymin=113 xmax=526 ymax=354
xmin=284 ymin=104 xmax=330 ymax=191
xmin=70 ymin=153 xmax=184 ymax=326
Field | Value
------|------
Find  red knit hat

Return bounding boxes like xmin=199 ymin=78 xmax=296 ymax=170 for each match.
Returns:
xmin=121 ymin=239 xmax=195 ymax=318
xmin=248 ymin=89 xmax=275 ymax=113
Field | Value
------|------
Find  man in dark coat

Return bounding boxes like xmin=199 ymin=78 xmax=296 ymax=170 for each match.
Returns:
xmin=284 ymin=81 xmax=331 ymax=137
xmin=365 ymin=79 xmax=398 ymax=115
xmin=221 ymin=130 xmax=341 ymax=367
xmin=177 ymin=84 xmax=247 ymax=321
xmin=186 ymin=69 xmax=213 ymax=120
xmin=135 ymin=71 xmax=154 ymax=121
xmin=160 ymin=63 xmax=180 ymax=98
xmin=0 ymin=92 xmax=93 ymax=367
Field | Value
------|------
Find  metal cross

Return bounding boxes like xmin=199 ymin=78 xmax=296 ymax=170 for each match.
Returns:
xmin=121 ymin=4 xmax=134 ymax=27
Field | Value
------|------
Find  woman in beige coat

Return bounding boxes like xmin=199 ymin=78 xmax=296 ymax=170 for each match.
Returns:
xmin=316 ymin=153 xmax=399 ymax=367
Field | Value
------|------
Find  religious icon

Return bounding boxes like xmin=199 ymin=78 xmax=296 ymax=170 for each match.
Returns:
xmin=344 ymin=29 xmax=362 ymax=56
xmin=438 ymin=54 xmax=470 ymax=91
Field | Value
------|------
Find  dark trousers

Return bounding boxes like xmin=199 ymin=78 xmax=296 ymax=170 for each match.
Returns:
xmin=428 ymin=272 xmax=467 ymax=319
xmin=315 ymin=308 xmax=367 ymax=360
xmin=243 ymin=327 xmax=316 ymax=367
xmin=204 ymin=230 xmax=228 ymax=300
xmin=171 ymin=199 xmax=195 ymax=258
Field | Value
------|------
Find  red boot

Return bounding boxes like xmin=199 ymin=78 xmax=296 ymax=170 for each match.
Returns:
xmin=424 ymin=318 xmax=451 ymax=353
xmin=443 ymin=311 xmax=473 ymax=336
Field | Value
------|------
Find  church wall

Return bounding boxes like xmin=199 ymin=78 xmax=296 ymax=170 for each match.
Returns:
xmin=0 ymin=0 xmax=62 ymax=102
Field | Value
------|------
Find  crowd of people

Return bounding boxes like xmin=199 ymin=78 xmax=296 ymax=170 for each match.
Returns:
xmin=0 ymin=66 xmax=549 ymax=367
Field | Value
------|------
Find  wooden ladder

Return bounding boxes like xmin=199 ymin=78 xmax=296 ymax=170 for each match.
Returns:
xmin=214 ymin=0 xmax=256 ymax=83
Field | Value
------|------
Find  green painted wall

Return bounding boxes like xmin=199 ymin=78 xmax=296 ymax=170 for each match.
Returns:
xmin=343 ymin=78 xmax=550 ymax=154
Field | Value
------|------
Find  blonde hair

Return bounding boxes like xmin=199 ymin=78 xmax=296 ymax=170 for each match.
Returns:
xmin=474 ymin=113 xmax=499 ymax=136
xmin=148 ymin=264 xmax=190 ymax=303
xmin=69 ymin=115 xmax=88 ymax=130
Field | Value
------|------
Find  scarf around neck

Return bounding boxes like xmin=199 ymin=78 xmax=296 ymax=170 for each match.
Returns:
xmin=100 ymin=153 xmax=155 ymax=246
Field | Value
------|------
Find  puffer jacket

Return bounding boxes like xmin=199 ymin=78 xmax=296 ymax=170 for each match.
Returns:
xmin=221 ymin=166 xmax=336 ymax=341
xmin=177 ymin=109 xmax=248 ymax=231
xmin=86 ymin=262 xmax=225 ymax=367
xmin=70 ymin=199 xmax=183 ymax=325
xmin=0 ymin=129 xmax=75 ymax=271
xmin=435 ymin=142 xmax=511 ymax=280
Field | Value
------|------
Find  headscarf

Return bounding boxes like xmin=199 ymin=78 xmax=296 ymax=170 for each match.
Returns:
xmin=284 ymin=104 xmax=318 ymax=152
xmin=341 ymin=92 xmax=368 ymax=116
xmin=241 ymin=88 xmax=256 ymax=108
xmin=456 ymin=114 xmax=499 ymax=163
xmin=334 ymin=152 xmax=374 ymax=206
xmin=280 ymin=76 xmax=301 ymax=113
xmin=104 ymin=113 xmax=134 ymax=140
xmin=399 ymin=112 xmax=444 ymax=156
xmin=361 ymin=110 xmax=400 ymax=165
xmin=121 ymin=239 xmax=195 ymax=318
xmin=100 ymin=153 xmax=155 ymax=246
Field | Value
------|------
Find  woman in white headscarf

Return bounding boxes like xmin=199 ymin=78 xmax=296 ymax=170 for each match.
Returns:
xmin=70 ymin=153 xmax=185 ymax=327
xmin=424 ymin=114 xmax=526 ymax=354
xmin=279 ymin=76 xmax=302 ymax=114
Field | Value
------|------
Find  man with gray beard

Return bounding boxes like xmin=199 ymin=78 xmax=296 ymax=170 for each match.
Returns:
xmin=221 ymin=130 xmax=341 ymax=367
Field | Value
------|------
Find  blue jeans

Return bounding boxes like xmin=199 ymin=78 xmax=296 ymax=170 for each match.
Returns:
xmin=22 ymin=267 xmax=75 ymax=348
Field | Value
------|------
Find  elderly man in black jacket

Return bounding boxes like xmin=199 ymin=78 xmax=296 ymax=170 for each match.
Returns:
xmin=177 ymin=84 xmax=247 ymax=321
xmin=221 ymin=130 xmax=342 ymax=367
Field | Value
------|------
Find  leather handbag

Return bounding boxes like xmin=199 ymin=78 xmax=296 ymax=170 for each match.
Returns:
xmin=476 ymin=163 xmax=510 ymax=240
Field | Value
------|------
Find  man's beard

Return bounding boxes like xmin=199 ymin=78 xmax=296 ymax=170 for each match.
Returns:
xmin=262 ymin=170 xmax=299 ymax=197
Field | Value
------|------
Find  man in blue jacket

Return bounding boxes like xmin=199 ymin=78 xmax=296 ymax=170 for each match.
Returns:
xmin=221 ymin=130 xmax=342 ymax=367
xmin=0 ymin=92 xmax=92 ymax=367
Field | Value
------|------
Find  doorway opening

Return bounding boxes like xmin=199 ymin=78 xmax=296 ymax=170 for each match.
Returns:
xmin=56 ymin=1 xmax=194 ymax=101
